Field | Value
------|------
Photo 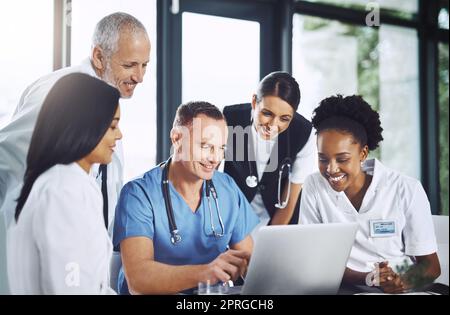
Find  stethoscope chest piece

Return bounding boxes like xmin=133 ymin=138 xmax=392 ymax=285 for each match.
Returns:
xmin=246 ymin=175 xmax=258 ymax=188
xmin=170 ymin=230 xmax=182 ymax=244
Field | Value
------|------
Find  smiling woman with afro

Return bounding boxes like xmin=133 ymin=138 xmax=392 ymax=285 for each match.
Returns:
xmin=300 ymin=94 xmax=440 ymax=294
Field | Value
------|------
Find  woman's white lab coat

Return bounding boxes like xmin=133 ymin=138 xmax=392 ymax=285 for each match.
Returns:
xmin=0 ymin=58 xmax=124 ymax=232
xmin=7 ymin=163 xmax=115 ymax=294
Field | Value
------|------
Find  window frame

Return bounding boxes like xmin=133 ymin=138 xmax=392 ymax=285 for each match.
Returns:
xmin=156 ymin=0 xmax=293 ymax=162
xmin=53 ymin=0 xmax=71 ymax=71
xmin=294 ymin=0 xmax=449 ymax=214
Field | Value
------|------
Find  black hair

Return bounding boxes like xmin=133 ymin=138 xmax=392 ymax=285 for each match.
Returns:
xmin=256 ymin=71 xmax=301 ymax=111
xmin=15 ymin=73 xmax=120 ymax=221
xmin=311 ymin=94 xmax=383 ymax=150
xmin=173 ymin=101 xmax=225 ymax=127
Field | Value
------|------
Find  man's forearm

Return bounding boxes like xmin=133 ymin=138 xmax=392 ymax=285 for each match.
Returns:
xmin=343 ymin=267 xmax=370 ymax=286
xmin=403 ymin=261 xmax=440 ymax=289
xmin=126 ymin=260 xmax=207 ymax=295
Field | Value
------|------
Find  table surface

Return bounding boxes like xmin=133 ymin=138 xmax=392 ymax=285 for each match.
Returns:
xmin=338 ymin=283 xmax=449 ymax=295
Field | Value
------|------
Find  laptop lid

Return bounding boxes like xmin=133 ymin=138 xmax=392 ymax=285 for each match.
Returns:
xmin=241 ymin=223 xmax=358 ymax=295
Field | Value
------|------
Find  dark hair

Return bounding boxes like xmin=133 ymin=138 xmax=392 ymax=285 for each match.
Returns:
xmin=311 ymin=95 xmax=383 ymax=150
xmin=15 ymin=73 xmax=120 ymax=221
xmin=256 ymin=71 xmax=301 ymax=111
xmin=173 ymin=101 xmax=225 ymax=127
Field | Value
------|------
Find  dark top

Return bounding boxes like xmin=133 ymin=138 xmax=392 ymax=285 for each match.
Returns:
xmin=223 ymin=103 xmax=312 ymax=224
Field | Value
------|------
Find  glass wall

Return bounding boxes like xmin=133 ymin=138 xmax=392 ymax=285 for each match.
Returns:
xmin=292 ymin=14 xmax=421 ymax=179
xmin=182 ymin=12 xmax=260 ymax=110
xmin=439 ymin=1 xmax=449 ymax=30
xmin=71 ymin=0 xmax=157 ymax=181
xmin=299 ymin=0 xmax=418 ymax=19
xmin=0 ymin=0 xmax=54 ymax=128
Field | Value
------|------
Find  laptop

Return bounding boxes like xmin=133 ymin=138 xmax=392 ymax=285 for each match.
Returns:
xmin=237 ymin=223 xmax=358 ymax=295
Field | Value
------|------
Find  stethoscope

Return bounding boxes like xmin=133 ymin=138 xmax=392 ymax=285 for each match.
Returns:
xmin=161 ymin=157 xmax=225 ymax=245
xmin=245 ymin=124 xmax=292 ymax=209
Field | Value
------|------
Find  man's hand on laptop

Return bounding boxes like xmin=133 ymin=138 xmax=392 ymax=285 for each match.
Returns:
xmin=202 ymin=250 xmax=251 ymax=284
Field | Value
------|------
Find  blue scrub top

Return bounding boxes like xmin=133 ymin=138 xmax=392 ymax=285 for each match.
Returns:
xmin=113 ymin=166 xmax=260 ymax=294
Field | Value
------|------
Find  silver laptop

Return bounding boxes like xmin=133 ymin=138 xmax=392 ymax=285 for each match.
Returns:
xmin=239 ymin=223 xmax=358 ymax=295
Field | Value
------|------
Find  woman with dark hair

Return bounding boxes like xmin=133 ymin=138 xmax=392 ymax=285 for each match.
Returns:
xmin=7 ymin=73 xmax=122 ymax=294
xmin=223 ymin=71 xmax=317 ymax=232
xmin=300 ymin=95 xmax=440 ymax=293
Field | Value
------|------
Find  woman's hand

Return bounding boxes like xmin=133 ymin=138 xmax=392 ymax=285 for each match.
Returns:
xmin=378 ymin=262 xmax=409 ymax=293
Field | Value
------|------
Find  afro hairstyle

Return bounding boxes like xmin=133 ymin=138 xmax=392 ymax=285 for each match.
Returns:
xmin=311 ymin=95 xmax=383 ymax=151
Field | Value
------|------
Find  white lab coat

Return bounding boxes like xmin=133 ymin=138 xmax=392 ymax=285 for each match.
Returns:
xmin=7 ymin=163 xmax=115 ymax=294
xmin=300 ymin=159 xmax=437 ymax=272
xmin=0 ymin=59 xmax=124 ymax=232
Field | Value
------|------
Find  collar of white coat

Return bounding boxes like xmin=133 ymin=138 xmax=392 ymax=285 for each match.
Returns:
xmin=323 ymin=158 xmax=387 ymax=201
xmin=65 ymin=162 xmax=101 ymax=190
xmin=71 ymin=161 xmax=97 ymax=179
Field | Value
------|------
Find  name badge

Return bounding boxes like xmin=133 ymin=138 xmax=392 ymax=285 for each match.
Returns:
xmin=370 ymin=220 xmax=396 ymax=238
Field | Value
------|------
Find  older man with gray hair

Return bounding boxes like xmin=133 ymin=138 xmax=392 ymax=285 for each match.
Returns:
xmin=0 ymin=12 xmax=151 ymax=231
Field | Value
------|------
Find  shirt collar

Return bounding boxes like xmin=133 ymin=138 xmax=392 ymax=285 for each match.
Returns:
xmin=70 ymin=162 xmax=100 ymax=187
xmin=362 ymin=158 xmax=387 ymax=193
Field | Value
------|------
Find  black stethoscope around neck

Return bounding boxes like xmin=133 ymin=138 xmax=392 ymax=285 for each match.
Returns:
xmin=245 ymin=123 xmax=293 ymax=209
xmin=161 ymin=157 xmax=225 ymax=245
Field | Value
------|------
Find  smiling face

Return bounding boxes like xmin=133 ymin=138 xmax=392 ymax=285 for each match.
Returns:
xmin=172 ymin=114 xmax=228 ymax=181
xmin=93 ymin=31 xmax=151 ymax=99
xmin=85 ymin=106 xmax=122 ymax=165
xmin=251 ymin=95 xmax=294 ymax=140
xmin=317 ymin=130 xmax=368 ymax=193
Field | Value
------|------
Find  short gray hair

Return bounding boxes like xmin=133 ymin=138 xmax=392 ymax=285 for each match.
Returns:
xmin=92 ymin=12 xmax=148 ymax=57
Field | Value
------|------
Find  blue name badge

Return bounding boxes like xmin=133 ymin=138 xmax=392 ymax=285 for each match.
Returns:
xmin=370 ymin=220 xmax=396 ymax=238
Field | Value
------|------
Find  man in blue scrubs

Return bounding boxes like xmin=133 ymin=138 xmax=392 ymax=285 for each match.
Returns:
xmin=113 ymin=101 xmax=260 ymax=294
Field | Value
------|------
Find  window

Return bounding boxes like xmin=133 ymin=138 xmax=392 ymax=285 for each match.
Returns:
xmin=0 ymin=0 xmax=54 ymax=127
xmin=157 ymin=0 xmax=281 ymax=162
xmin=182 ymin=12 xmax=260 ymax=110
xmin=439 ymin=42 xmax=449 ymax=215
xmin=439 ymin=1 xmax=449 ymax=30
xmin=293 ymin=14 xmax=420 ymax=179
xmin=71 ymin=0 xmax=157 ymax=181
xmin=299 ymin=0 xmax=418 ymax=19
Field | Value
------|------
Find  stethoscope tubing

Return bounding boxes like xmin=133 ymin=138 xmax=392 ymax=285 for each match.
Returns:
xmin=245 ymin=126 xmax=293 ymax=209
xmin=162 ymin=157 xmax=225 ymax=245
